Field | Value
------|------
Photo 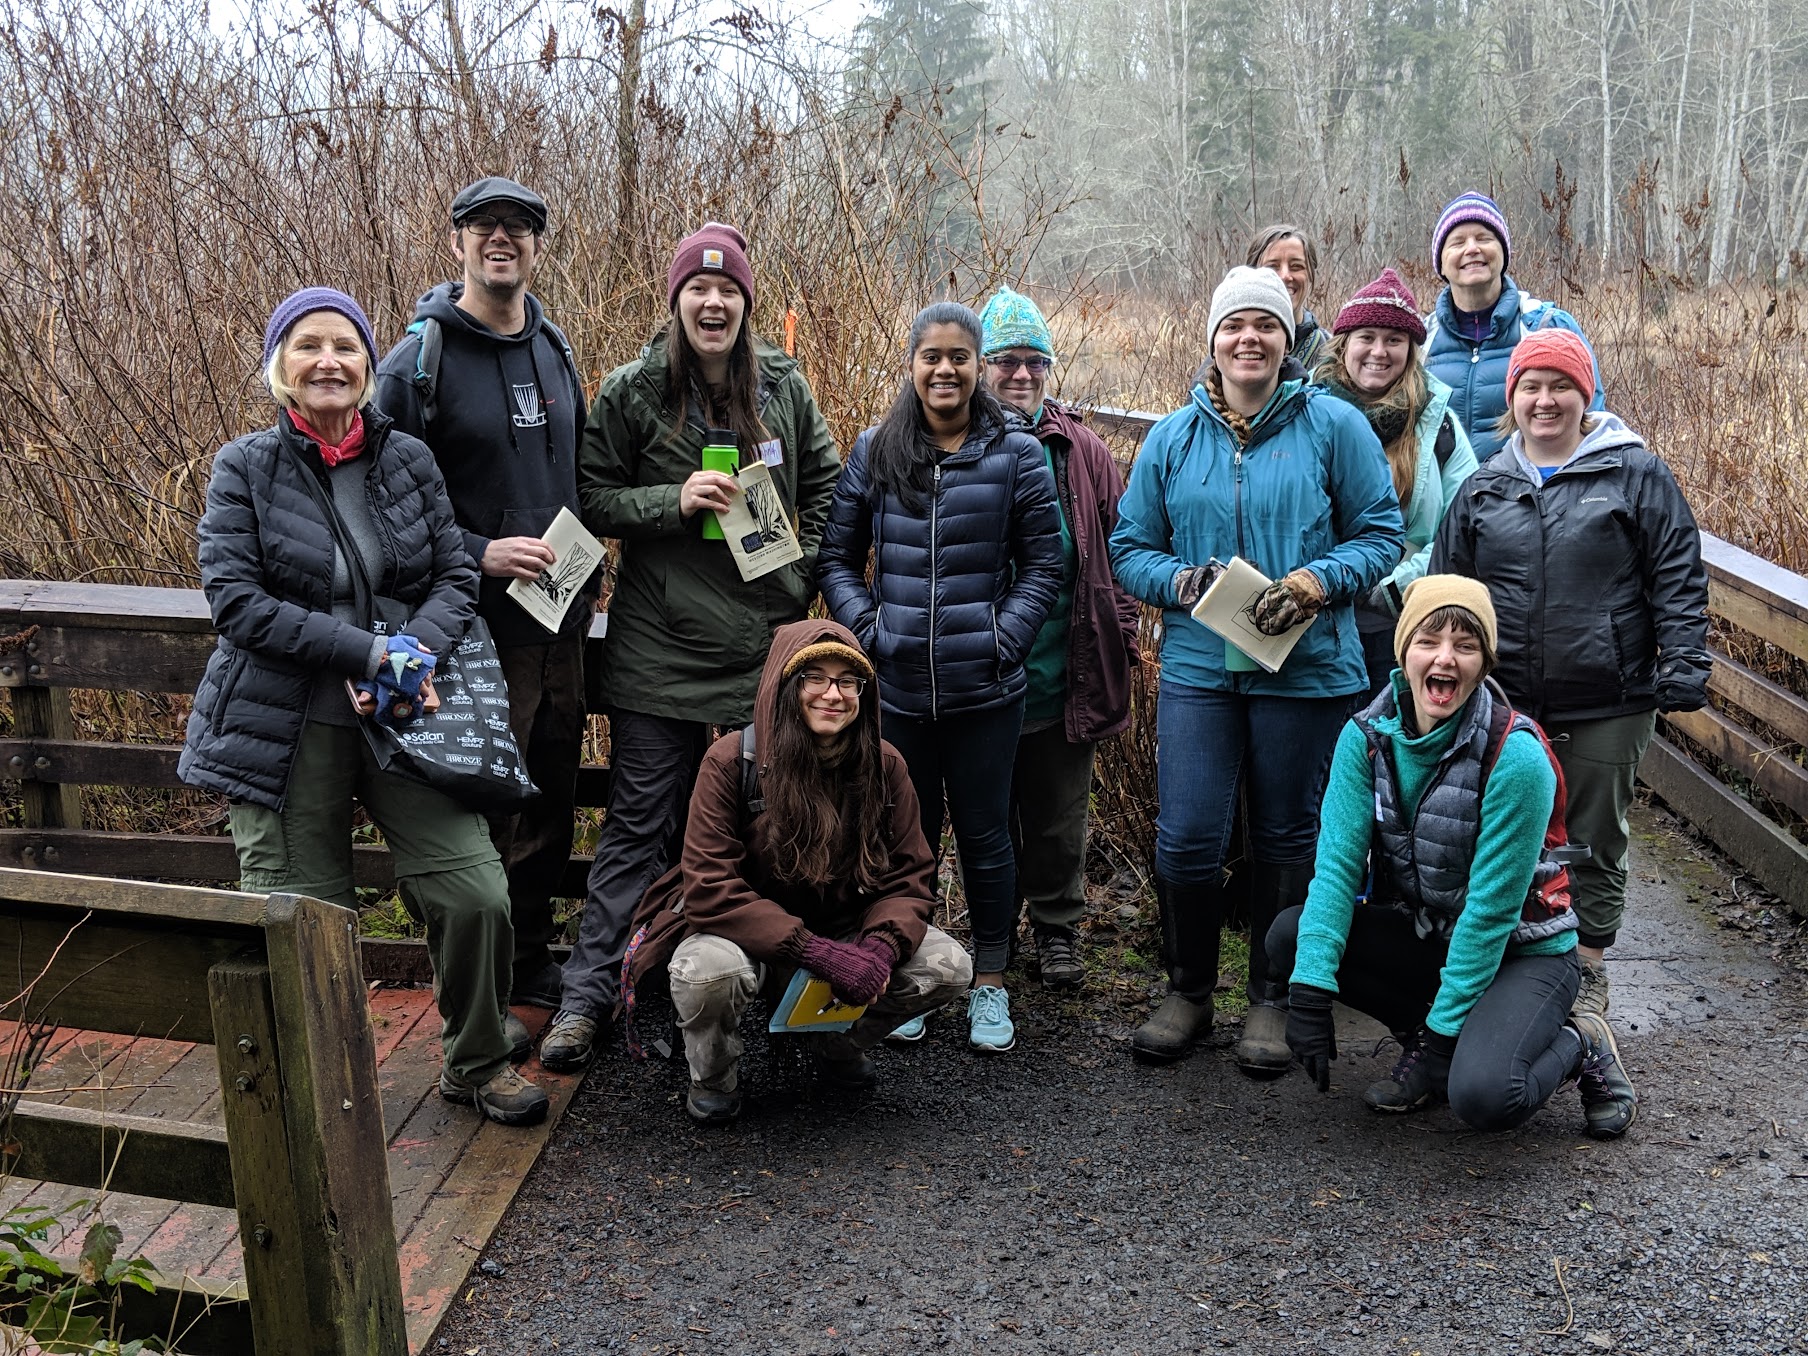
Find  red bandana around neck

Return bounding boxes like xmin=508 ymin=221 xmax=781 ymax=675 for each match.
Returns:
xmin=290 ymin=408 xmax=367 ymax=468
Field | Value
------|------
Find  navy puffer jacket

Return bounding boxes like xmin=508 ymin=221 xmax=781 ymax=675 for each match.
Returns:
xmin=817 ymin=415 xmax=1063 ymax=718
xmin=179 ymin=409 xmax=478 ymax=809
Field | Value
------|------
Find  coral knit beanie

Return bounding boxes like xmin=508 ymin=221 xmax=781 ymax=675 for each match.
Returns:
xmin=1393 ymin=575 xmax=1499 ymax=665
xmin=667 ymin=222 xmax=756 ymax=312
xmin=1332 ymin=267 xmax=1426 ymax=343
xmin=1506 ymin=328 xmax=1597 ymax=405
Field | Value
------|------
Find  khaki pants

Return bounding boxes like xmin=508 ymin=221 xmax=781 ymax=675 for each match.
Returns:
xmin=229 ymin=720 xmax=515 ymax=1084
xmin=669 ymin=926 xmax=973 ymax=1092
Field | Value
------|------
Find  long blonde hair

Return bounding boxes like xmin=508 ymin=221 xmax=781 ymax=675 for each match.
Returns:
xmin=1316 ymin=331 xmax=1427 ymax=506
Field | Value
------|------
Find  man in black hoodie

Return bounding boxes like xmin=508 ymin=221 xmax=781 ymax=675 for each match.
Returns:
xmin=377 ymin=176 xmax=590 ymax=1026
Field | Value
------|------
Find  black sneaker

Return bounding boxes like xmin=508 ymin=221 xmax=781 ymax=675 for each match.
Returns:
xmin=1362 ymin=1033 xmax=1450 ymax=1113
xmin=685 ymin=1083 xmax=742 ymax=1126
xmin=1035 ymin=927 xmax=1084 ymax=990
xmin=1569 ymin=1013 xmax=1637 ymax=1139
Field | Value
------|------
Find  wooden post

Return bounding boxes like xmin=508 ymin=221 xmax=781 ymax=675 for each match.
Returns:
xmin=259 ymin=893 xmax=406 ymax=1355
xmin=11 ymin=686 xmax=83 ymax=831
xmin=209 ymin=953 xmax=317 ymax=1353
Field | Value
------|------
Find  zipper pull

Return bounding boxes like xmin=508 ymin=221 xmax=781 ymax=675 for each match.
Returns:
xmin=1470 ymin=347 xmax=1480 ymax=364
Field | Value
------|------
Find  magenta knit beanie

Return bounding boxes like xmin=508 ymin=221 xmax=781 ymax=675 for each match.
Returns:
xmin=1332 ymin=268 xmax=1426 ymax=342
xmin=667 ymin=223 xmax=756 ymax=312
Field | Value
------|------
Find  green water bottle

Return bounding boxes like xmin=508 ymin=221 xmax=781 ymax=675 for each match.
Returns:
xmin=699 ymin=428 xmax=738 ymax=540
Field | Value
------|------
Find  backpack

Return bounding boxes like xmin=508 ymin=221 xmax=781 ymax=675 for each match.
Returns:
xmin=403 ymin=313 xmax=584 ymax=425
xmin=1477 ymin=699 xmax=1588 ymax=936
xmin=619 ymin=724 xmax=762 ymax=1058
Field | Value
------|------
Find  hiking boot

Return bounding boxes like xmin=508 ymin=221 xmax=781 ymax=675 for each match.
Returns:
xmin=439 ymin=1064 xmax=549 ymax=1127
xmin=503 ymin=1010 xmax=532 ymax=1064
xmin=814 ymin=1045 xmax=880 ymax=1090
xmin=1573 ymin=958 xmax=1610 ymax=1017
xmin=539 ymin=1011 xmax=598 ymax=1072
xmin=1131 ymin=992 xmax=1211 ymax=1064
xmin=685 ymin=1083 xmax=742 ymax=1127
xmin=885 ymin=1013 xmax=927 ymax=1043
xmin=1570 ymin=1013 xmax=1638 ymax=1139
xmin=1235 ymin=1002 xmax=1293 ymax=1078
xmin=1035 ymin=927 xmax=1084 ymax=990
xmin=967 ymin=986 xmax=1016 ymax=1053
xmin=510 ymin=957 xmax=565 ymax=1010
xmin=1363 ymin=1033 xmax=1451 ymax=1114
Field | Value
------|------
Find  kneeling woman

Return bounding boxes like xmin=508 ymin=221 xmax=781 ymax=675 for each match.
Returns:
xmin=625 ymin=621 xmax=973 ymax=1125
xmin=1268 ymin=577 xmax=1638 ymax=1138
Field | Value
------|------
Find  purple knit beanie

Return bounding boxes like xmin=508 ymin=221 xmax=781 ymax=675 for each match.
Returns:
xmin=1432 ymin=192 xmax=1511 ymax=280
xmin=667 ymin=223 xmax=756 ymax=312
xmin=1333 ymin=267 xmax=1426 ymax=342
xmin=262 ymin=288 xmax=377 ymax=368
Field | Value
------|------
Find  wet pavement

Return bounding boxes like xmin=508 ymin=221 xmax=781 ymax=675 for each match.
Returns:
xmin=436 ymin=805 xmax=1808 ymax=1355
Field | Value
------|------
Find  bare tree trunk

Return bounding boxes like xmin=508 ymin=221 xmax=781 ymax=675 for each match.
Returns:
xmin=612 ymin=0 xmax=646 ymax=280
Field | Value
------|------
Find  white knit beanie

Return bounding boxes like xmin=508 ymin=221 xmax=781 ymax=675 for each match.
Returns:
xmin=1207 ymin=265 xmax=1296 ymax=348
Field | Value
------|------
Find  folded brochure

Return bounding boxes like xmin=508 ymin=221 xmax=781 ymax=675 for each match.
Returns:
xmin=768 ymin=967 xmax=866 ymax=1033
xmin=505 ymin=506 xmax=604 ymax=634
xmin=715 ymin=460 xmax=804 ymax=583
xmin=1188 ymin=556 xmax=1318 ymax=673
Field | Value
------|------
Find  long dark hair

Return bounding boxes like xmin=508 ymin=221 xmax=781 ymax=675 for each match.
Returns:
xmin=865 ymin=302 xmax=1007 ymax=510
xmin=663 ymin=309 xmax=769 ymax=457
xmin=757 ymin=672 xmax=893 ymax=893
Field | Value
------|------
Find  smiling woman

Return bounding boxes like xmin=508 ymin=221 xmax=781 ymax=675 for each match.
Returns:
xmin=817 ymin=300 xmax=1064 ymax=1055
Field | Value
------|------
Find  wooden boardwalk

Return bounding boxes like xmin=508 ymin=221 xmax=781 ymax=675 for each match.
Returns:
xmin=1 ymin=992 xmax=581 ymax=1353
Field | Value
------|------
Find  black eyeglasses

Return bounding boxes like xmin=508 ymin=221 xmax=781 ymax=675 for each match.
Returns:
xmin=799 ymin=670 xmax=868 ymax=696
xmin=461 ymin=214 xmax=537 ymax=238
xmin=986 ymin=354 xmax=1052 ymax=375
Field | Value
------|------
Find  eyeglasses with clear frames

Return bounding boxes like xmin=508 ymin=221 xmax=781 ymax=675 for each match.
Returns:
xmin=461 ymin=214 xmax=537 ymax=238
xmin=799 ymin=670 xmax=867 ymax=696
xmin=985 ymin=354 xmax=1052 ymax=375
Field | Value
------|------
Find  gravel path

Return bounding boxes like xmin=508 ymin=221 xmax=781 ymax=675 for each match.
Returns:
xmin=436 ymin=806 xmax=1808 ymax=1355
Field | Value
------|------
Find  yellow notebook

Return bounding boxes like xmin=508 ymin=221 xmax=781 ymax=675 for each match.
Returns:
xmin=768 ymin=968 xmax=866 ymax=1033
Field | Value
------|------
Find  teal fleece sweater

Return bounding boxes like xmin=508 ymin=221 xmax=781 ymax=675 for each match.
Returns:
xmin=1290 ymin=679 xmax=1576 ymax=1036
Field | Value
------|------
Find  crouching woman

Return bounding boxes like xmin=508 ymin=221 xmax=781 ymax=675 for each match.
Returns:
xmin=624 ymin=621 xmax=973 ymax=1125
xmin=1266 ymin=577 xmax=1639 ymax=1138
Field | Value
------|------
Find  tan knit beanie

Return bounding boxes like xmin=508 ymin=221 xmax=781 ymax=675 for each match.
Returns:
xmin=1394 ymin=575 xmax=1498 ymax=664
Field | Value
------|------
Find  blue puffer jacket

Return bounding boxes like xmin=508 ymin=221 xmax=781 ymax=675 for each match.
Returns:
xmin=1424 ymin=276 xmax=1605 ymax=459
xmin=1109 ymin=379 xmax=1403 ymax=698
xmin=817 ymin=415 xmax=1063 ymax=718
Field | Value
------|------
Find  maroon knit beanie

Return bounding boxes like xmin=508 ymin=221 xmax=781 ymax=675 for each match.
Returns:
xmin=667 ymin=222 xmax=755 ymax=312
xmin=1332 ymin=267 xmax=1426 ymax=343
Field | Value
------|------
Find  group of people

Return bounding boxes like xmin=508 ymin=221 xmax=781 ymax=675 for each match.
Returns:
xmin=180 ymin=181 xmax=1711 ymax=1144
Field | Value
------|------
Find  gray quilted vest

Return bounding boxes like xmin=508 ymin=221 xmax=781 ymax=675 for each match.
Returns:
xmin=1356 ymin=677 xmax=1579 ymax=945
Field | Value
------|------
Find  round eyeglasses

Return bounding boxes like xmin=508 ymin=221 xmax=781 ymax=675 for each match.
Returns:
xmin=799 ymin=671 xmax=868 ymax=696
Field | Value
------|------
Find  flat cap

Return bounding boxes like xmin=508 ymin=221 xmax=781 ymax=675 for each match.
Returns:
xmin=450 ymin=177 xmax=548 ymax=232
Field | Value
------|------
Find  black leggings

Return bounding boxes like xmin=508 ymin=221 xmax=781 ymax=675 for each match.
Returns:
xmin=1267 ymin=904 xmax=1583 ymax=1131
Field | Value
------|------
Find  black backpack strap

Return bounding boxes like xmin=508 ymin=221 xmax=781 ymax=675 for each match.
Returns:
xmin=739 ymin=723 xmax=763 ymax=817
xmin=406 ymin=317 xmax=443 ymax=425
xmin=539 ymin=317 xmax=586 ymax=407
xmin=1434 ymin=412 xmax=1457 ymax=471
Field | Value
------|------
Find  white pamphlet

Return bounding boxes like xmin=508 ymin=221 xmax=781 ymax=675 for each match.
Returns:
xmin=715 ymin=461 xmax=804 ymax=582
xmin=506 ymin=506 xmax=604 ymax=634
xmin=1188 ymin=556 xmax=1318 ymax=673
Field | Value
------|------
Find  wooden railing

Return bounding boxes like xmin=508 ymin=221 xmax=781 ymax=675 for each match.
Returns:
xmin=0 ymin=867 xmax=404 ymax=1353
xmin=4 ymin=414 xmax=1808 ymax=916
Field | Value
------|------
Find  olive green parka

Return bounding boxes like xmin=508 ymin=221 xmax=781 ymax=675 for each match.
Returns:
xmin=578 ymin=332 xmax=841 ymax=724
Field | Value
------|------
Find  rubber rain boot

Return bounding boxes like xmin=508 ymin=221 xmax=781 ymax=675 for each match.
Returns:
xmin=1237 ymin=861 xmax=1314 ymax=1078
xmin=1132 ymin=877 xmax=1222 ymax=1064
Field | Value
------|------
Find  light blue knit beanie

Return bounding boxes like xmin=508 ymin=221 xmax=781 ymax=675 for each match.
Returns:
xmin=978 ymin=285 xmax=1055 ymax=358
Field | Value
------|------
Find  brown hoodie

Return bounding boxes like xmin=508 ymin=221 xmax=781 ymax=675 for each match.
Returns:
xmin=624 ymin=619 xmax=936 ymax=991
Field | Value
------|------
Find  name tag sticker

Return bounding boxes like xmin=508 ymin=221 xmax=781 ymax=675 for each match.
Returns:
xmin=758 ymin=439 xmax=784 ymax=467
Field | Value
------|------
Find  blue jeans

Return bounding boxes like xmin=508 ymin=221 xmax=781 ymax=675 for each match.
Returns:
xmin=885 ymin=699 xmax=1025 ymax=974
xmin=1154 ymin=682 xmax=1351 ymax=884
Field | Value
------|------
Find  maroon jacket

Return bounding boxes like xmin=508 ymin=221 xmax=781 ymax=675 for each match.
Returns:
xmin=1038 ymin=401 xmax=1142 ymax=741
